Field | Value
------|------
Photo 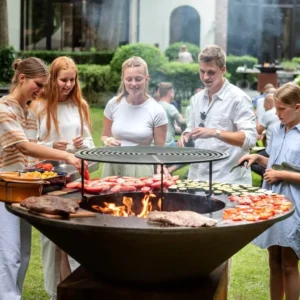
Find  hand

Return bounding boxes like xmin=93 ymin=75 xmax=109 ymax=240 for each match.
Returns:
xmin=190 ymin=127 xmax=215 ymax=140
xmin=64 ymin=153 xmax=87 ymax=171
xmin=73 ymin=135 xmax=84 ymax=149
xmin=177 ymin=133 xmax=189 ymax=147
xmin=238 ymin=154 xmax=258 ymax=168
xmin=105 ymin=137 xmax=121 ymax=147
xmin=156 ymin=165 xmax=171 ymax=179
xmin=53 ymin=140 xmax=69 ymax=151
xmin=263 ymin=169 xmax=282 ymax=184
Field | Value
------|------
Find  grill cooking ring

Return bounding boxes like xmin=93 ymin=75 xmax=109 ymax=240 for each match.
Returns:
xmin=76 ymin=146 xmax=229 ymax=165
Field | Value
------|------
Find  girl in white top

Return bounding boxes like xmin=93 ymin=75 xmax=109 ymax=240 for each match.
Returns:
xmin=31 ymin=56 xmax=94 ymax=300
xmin=101 ymin=56 xmax=168 ymax=178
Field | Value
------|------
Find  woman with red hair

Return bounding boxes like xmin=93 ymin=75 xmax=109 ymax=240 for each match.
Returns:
xmin=31 ymin=56 xmax=94 ymax=299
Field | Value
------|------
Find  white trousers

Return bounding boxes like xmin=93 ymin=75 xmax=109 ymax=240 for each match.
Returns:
xmin=0 ymin=202 xmax=31 ymax=300
xmin=40 ymin=234 xmax=79 ymax=300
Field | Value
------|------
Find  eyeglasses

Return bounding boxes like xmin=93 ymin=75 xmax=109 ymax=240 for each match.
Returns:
xmin=199 ymin=112 xmax=207 ymax=127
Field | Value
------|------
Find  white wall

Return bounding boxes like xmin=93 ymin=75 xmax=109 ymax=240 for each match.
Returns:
xmin=7 ymin=0 xmax=21 ymax=51
xmin=137 ymin=0 xmax=216 ymax=51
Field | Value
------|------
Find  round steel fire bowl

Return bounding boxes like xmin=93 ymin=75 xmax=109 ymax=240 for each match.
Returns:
xmin=6 ymin=192 xmax=294 ymax=284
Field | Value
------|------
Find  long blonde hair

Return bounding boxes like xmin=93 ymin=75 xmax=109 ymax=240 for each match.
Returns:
xmin=116 ymin=56 xmax=150 ymax=102
xmin=38 ymin=56 xmax=92 ymax=139
xmin=10 ymin=57 xmax=49 ymax=93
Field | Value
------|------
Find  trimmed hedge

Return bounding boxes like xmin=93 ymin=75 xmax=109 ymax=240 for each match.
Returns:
xmin=226 ymin=55 xmax=258 ymax=85
xmin=110 ymin=43 xmax=167 ymax=75
xmin=165 ymin=42 xmax=200 ymax=62
xmin=0 ymin=46 xmax=15 ymax=83
xmin=18 ymin=50 xmax=114 ymax=65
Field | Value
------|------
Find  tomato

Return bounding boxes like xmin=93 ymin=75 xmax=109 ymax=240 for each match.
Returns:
xmin=134 ymin=180 xmax=146 ymax=188
xmin=228 ymin=196 xmax=240 ymax=202
xmin=151 ymin=181 xmax=162 ymax=189
xmin=153 ymin=174 xmax=164 ymax=181
xmin=122 ymin=176 xmax=137 ymax=181
xmin=122 ymin=181 xmax=136 ymax=186
xmin=116 ymin=178 xmax=126 ymax=184
xmin=143 ymin=179 xmax=154 ymax=186
xmin=84 ymin=186 xmax=103 ymax=193
xmin=103 ymin=176 xmax=118 ymax=181
xmin=111 ymin=185 xmax=122 ymax=193
xmin=238 ymin=198 xmax=252 ymax=205
xmin=223 ymin=208 xmax=236 ymax=215
xmin=41 ymin=163 xmax=53 ymax=171
xmin=120 ymin=185 xmax=136 ymax=192
xmin=232 ymin=215 xmax=243 ymax=221
xmin=244 ymin=214 xmax=258 ymax=222
xmin=83 ymin=169 xmax=90 ymax=180
xmin=66 ymin=181 xmax=81 ymax=189
xmin=101 ymin=185 xmax=111 ymax=192
xmin=279 ymin=205 xmax=290 ymax=212
xmin=164 ymin=180 xmax=175 ymax=187
xmin=141 ymin=186 xmax=151 ymax=193
xmin=259 ymin=212 xmax=272 ymax=220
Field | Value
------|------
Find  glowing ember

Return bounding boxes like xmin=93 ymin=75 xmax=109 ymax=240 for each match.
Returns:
xmin=92 ymin=194 xmax=161 ymax=218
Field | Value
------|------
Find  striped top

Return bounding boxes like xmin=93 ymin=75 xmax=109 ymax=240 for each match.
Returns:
xmin=0 ymin=96 xmax=37 ymax=172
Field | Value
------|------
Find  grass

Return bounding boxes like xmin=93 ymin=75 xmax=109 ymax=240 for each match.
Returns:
xmin=23 ymin=107 xmax=271 ymax=299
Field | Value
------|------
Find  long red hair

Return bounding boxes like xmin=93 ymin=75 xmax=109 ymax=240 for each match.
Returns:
xmin=38 ymin=56 xmax=92 ymax=138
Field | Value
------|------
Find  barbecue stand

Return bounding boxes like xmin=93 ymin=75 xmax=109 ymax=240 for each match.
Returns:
xmin=75 ymin=145 xmax=229 ymax=202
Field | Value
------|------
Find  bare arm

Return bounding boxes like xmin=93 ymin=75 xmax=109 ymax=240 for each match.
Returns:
xmin=256 ymin=122 xmax=265 ymax=135
xmin=15 ymin=141 xmax=82 ymax=169
xmin=238 ymin=153 xmax=269 ymax=168
xmin=101 ymin=117 xmax=121 ymax=146
xmin=153 ymin=124 xmax=167 ymax=146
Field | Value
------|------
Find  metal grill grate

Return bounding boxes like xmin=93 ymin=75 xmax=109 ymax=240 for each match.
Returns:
xmin=76 ymin=146 xmax=228 ymax=165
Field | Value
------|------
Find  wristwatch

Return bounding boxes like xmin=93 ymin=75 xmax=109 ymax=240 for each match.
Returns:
xmin=215 ymin=129 xmax=221 ymax=138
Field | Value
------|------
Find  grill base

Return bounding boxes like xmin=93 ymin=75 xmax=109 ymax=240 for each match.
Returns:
xmin=57 ymin=263 xmax=228 ymax=300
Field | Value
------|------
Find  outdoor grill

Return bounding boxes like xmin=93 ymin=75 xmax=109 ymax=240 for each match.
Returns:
xmin=6 ymin=146 xmax=294 ymax=287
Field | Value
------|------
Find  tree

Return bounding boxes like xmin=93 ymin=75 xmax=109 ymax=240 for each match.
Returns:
xmin=0 ymin=0 xmax=8 ymax=47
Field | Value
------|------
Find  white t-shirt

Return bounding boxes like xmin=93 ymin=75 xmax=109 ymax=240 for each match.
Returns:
xmin=178 ymin=52 xmax=193 ymax=64
xmin=260 ymin=107 xmax=280 ymax=145
xmin=104 ymin=96 xmax=168 ymax=146
xmin=36 ymin=100 xmax=94 ymax=152
xmin=256 ymin=95 xmax=266 ymax=123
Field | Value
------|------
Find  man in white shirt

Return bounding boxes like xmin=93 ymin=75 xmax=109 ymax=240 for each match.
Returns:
xmin=178 ymin=45 xmax=257 ymax=184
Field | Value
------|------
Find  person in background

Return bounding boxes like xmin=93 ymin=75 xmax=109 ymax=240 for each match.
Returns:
xmin=251 ymin=93 xmax=279 ymax=183
xmin=158 ymin=82 xmax=186 ymax=147
xmin=256 ymin=84 xmax=276 ymax=124
xmin=0 ymin=57 xmax=82 ymax=300
xmin=178 ymin=45 xmax=257 ymax=184
xmin=101 ymin=56 xmax=168 ymax=178
xmin=257 ymin=93 xmax=280 ymax=146
xmin=178 ymin=44 xmax=193 ymax=64
xmin=31 ymin=56 xmax=94 ymax=300
xmin=239 ymin=82 xmax=300 ymax=300
xmin=252 ymin=83 xmax=274 ymax=108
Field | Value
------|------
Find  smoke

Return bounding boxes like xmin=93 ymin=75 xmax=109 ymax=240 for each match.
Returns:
xmin=227 ymin=0 xmax=284 ymax=62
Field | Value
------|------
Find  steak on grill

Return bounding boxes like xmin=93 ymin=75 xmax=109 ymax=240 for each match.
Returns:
xmin=21 ymin=195 xmax=79 ymax=216
xmin=148 ymin=210 xmax=218 ymax=227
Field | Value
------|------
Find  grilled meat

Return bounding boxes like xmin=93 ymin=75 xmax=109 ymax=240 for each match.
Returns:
xmin=148 ymin=210 xmax=218 ymax=227
xmin=21 ymin=195 xmax=79 ymax=216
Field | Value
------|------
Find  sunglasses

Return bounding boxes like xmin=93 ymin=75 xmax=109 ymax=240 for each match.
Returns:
xmin=199 ymin=112 xmax=207 ymax=127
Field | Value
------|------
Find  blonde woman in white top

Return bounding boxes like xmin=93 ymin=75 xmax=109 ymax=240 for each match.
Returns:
xmin=31 ymin=56 xmax=94 ymax=300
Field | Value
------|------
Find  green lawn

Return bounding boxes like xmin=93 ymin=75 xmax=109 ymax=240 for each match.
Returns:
xmin=23 ymin=107 xmax=271 ymax=299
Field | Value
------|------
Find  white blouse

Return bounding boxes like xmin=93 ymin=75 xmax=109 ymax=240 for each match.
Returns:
xmin=36 ymin=100 xmax=94 ymax=152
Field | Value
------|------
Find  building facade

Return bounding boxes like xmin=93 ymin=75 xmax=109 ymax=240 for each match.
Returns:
xmin=6 ymin=0 xmax=300 ymax=60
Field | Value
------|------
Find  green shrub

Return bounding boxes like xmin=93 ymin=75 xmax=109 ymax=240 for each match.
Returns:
xmin=110 ymin=43 xmax=167 ymax=75
xmin=0 ymin=46 xmax=15 ymax=83
xmin=292 ymin=57 xmax=300 ymax=65
xmin=226 ymin=55 xmax=258 ymax=85
xmin=18 ymin=50 xmax=114 ymax=65
xmin=165 ymin=42 xmax=200 ymax=62
xmin=294 ymin=75 xmax=300 ymax=86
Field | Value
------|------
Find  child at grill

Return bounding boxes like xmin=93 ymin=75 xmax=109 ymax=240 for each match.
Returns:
xmin=0 ymin=58 xmax=82 ymax=300
xmin=31 ymin=56 xmax=94 ymax=300
xmin=101 ymin=56 xmax=168 ymax=178
xmin=239 ymin=82 xmax=300 ymax=300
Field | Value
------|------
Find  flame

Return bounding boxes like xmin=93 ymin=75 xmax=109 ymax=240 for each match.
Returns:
xmin=92 ymin=193 xmax=161 ymax=218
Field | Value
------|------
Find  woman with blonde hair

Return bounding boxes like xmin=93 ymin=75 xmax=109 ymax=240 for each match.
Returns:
xmin=101 ymin=56 xmax=168 ymax=178
xmin=0 ymin=57 xmax=82 ymax=300
xmin=31 ymin=56 xmax=94 ymax=300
